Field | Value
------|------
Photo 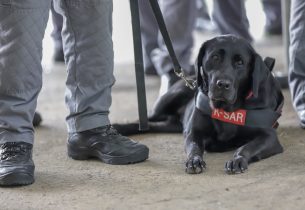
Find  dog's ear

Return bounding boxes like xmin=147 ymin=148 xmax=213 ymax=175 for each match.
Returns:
xmin=251 ymin=53 xmax=270 ymax=98
xmin=263 ymin=57 xmax=275 ymax=72
xmin=195 ymin=41 xmax=211 ymax=94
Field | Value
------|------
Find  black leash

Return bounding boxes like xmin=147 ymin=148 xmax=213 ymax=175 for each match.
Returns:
xmin=128 ymin=0 xmax=196 ymax=131
xmin=148 ymin=0 xmax=197 ymax=90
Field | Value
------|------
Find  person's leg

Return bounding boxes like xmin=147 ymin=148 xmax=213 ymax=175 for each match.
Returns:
xmin=33 ymin=1 xmax=63 ymax=127
xmin=151 ymin=0 xmax=197 ymax=95
xmin=51 ymin=1 xmax=64 ymax=62
xmin=139 ymin=0 xmax=158 ymax=75
xmin=289 ymin=0 xmax=305 ymax=128
xmin=212 ymin=0 xmax=253 ymax=42
xmin=53 ymin=0 xmax=114 ymax=132
xmin=196 ymin=0 xmax=210 ymax=21
xmin=195 ymin=0 xmax=217 ymax=32
xmin=261 ymin=0 xmax=282 ymax=35
xmin=0 ymin=0 xmax=51 ymax=186
xmin=53 ymin=0 xmax=148 ymax=164
xmin=152 ymin=0 xmax=196 ymax=76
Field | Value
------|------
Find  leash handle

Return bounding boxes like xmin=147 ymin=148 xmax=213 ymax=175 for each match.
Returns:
xmin=148 ymin=0 xmax=197 ymax=90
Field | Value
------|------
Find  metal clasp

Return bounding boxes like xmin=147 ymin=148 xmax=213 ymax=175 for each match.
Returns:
xmin=174 ymin=68 xmax=197 ymax=90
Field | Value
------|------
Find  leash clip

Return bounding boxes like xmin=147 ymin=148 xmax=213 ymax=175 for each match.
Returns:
xmin=174 ymin=68 xmax=197 ymax=90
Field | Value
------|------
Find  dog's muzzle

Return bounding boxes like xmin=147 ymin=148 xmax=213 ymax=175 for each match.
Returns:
xmin=209 ymin=76 xmax=236 ymax=104
xmin=208 ymin=81 xmax=237 ymax=109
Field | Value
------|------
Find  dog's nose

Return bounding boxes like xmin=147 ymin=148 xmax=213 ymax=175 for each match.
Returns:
xmin=216 ymin=79 xmax=231 ymax=90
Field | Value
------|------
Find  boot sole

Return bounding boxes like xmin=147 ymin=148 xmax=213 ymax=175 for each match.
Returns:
xmin=67 ymin=144 xmax=149 ymax=165
xmin=0 ymin=171 xmax=34 ymax=186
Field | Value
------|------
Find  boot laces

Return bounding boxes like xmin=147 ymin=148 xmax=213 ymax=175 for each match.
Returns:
xmin=91 ymin=125 xmax=120 ymax=136
xmin=104 ymin=125 xmax=120 ymax=136
xmin=0 ymin=142 xmax=31 ymax=161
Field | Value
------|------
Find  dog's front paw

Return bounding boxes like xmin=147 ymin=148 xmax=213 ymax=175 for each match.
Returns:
xmin=185 ymin=155 xmax=206 ymax=174
xmin=225 ymin=156 xmax=248 ymax=174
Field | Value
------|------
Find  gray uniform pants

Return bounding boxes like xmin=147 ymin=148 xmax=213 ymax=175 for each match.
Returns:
xmin=139 ymin=0 xmax=197 ymax=75
xmin=0 ymin=0 xmax=114 ymax=144
xmin=213 ymin=0 xmax=282 ymax=42
xmin=51 ymin=1 xmax=63 ymax=51
xmin=289 ymin=0 xmax=305 ymax=119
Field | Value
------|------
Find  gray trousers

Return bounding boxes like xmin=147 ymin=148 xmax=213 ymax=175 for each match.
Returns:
xmin=289 ymin=0 xmax=305 ymax=119
xmin=139 ymin=0 xmax=197 ymax=75
xmin=51 ymin=1 xmax=63 ymax=51
xmin=0 ymin=0 xmax=114 ymax=144
xmin=213 ymin=0 xmax=282 ymax=42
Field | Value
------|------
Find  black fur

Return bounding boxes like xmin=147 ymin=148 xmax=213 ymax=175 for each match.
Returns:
xmin=113 ymin=35 xmax=284 ymax=174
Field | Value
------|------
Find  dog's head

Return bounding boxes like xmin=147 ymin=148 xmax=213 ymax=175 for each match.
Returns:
xmin=195 ymin=35 xmax=270 ymax=112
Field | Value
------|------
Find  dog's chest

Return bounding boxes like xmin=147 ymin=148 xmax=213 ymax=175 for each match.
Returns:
xmin=213 ymin=120 xmax=239 ymax=141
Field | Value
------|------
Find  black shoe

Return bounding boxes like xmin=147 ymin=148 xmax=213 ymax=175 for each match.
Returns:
xmin=145 ymin=66 xmax=158 ymax=76
xmin=300 ymin=121 xmax=305 ymax=129
xmin=53 ymin=48 xmax=64 ymax=63
xmin=33 ymin=111 xmax=42 ymax=127
xmin=67 ymin=125 xmax=149 ymax=165
xmin=265 ymin=25 xmax=282 ymax=36
xmin=0 ymin=142 xmax=35 ymax=186
xmin=274 ymin=75 xmax=288 ymax=89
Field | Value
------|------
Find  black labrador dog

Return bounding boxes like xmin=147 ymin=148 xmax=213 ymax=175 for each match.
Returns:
xmin=114 ymin=35 xmax=284 ymax=174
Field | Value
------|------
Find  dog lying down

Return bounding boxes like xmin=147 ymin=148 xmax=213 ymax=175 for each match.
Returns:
xmin=114 ymin=35 xmax=284 ymax=174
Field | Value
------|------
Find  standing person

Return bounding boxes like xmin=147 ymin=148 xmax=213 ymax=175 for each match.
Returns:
xmin=262 ymin=0 xmax=282 ymax=35
xmin=212 ymin=0 xmax=252 ymax=42
xmin=50 ymin=1 xmax=64 ymax=62
xmin=195 ymin=0 xmax=217 ymax=32
xmin=0 ymin=0 xmax=149 ymax=186
xmin=32 ymin=2 xmax=64 ymax=127
xmin=289 ymin=0 xmax=305 ymax=128
xmin=139 ymin=0 xmax=197 ymax=95
xmin=212 ymin=0 xmax=282 ymax=42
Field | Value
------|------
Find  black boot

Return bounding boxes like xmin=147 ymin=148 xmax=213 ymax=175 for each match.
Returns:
xmin=0 ymin=142 xmax=35 ymax=186
xmin=53 ymin=47 xmax=64 ymax=63
xmin=67 ymin=125 xmax=149 ymax=165
xmin=33 ymin=112 xmax=42 ymax=127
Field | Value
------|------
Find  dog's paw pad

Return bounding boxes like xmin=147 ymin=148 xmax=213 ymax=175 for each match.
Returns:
xmin=225 ymin=156 xmax=248 ymax=174
xmin=185 ymin=156 xmax=206 ymax=174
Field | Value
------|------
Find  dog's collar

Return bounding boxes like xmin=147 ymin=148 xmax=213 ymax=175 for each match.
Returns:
xmin=195 ymin=91 xmax=282 ymax=128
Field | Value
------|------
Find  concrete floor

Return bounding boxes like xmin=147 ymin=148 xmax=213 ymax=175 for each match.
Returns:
xmin=2 ymin=6 xmax=305 ymax=210
xmin=1 ymin=33 xmax=305 ymax=210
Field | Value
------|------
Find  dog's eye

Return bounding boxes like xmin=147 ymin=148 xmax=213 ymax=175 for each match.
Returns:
xmin=234 ymin=56 xmax=244 ymax=66
xmin=236 ymin=60 xmax=243 ymax=66
xmin=212 ymin=55 xmax=219 ymax=61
